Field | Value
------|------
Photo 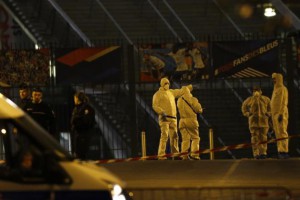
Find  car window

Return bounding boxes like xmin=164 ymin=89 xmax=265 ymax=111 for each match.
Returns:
xmin=0 ymin=119 xmax=46 ymax=182
xmin=0 ymin=119 xmax=71 ymax=184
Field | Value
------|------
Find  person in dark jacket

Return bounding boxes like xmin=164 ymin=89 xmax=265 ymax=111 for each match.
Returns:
xmin=18 ymin=83 xmax=31 ymax=110
xmin=23 ymin=87 xmax=56 ymax=137
xmin=71 ymin=91 xmax=96 ymax=160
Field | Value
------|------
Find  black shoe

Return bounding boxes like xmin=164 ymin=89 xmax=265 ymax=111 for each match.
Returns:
xmin=260 ymin=154 xmax=267 ymax=159
xmin=254 ymin=155 xmax=267 ymax=159
xmin=254 ymin=155 xmax=260 ymax=160
xmin=278 ymin=152 xmax=289 ymax=159
xmin=285 ymin=153 xmax=290 ymax=159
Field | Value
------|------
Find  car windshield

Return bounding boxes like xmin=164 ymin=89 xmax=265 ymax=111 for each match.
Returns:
xmin=0 ymin=118 xmax=72 ymax=184
xmin=1 ymin=119 xmax=37 ymax=162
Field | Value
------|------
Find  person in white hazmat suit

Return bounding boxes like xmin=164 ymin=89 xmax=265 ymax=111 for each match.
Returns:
xmin=152 ymin=77 xmax=192 ymax=160
xmin=271 ymin=73 xmax=289 ymax=159
xmin=177 ymin=86 xmax=203 ymax=160
xmin=241 ymin=86 xmax=271 ymax=159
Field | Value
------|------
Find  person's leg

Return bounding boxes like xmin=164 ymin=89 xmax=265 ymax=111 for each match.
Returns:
xmin=169 ymin=121 xmax=179 ymax=154
xmin=180 ymin=127 xmax=190 ymax=159
xmin=258 ymin=127 xmax=268 ymax=158
xmin=273 ymin=113 xmax=289 ymax=156
xmin=190 ymin=127 xmax=200 ymax=158
xmin=157 ymin=121 xmax=169 ymax=159
xmin=76 ymin=136 xmax=89 ymax=160
xmin=277 ymin=112 xmax=289 ymax=157
xmin=250 ymin=127 xmax=259 ymax=159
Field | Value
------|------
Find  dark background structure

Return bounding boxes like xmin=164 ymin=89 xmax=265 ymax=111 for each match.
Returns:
xmin=0 ymin=0 xmax=300 ymax=160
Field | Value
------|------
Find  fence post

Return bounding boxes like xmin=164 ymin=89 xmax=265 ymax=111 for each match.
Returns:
xmin=209 ymin=128 xmax=214 ymax=160
xmin=141 ymin=131 xmax=146 ymax=160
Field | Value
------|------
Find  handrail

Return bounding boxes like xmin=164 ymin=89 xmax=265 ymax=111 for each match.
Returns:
xmin=271 ymin=0 xmax=300 ymax=29
xmin=75 ymin=85 xmax=130 ymax=158
xmin=212 ymin=0 xmax=245 ymax=38
xmin=95 ymin=0 xmax=133 ymax=46
xmin=93 ymin=104 xmax=129 ymax=159
xmin=239 ymin=79 xmax=252 ymax=96
xmin=0 ymin=0 xmax=38 ymax=44
xmin=147 ymin=0 xmax=182 ymax=43
xmin=217 ymin=137 xmax=236 ymax=159
xmin=224 ymin=79 xmax=243 ymax=103
xmin=123 ymin=83 xmax=158 ymax=125
xmin=47 ymin=0 xmax=93 ymax=47
xmin=162 ymin=0 xmax=196 ymax=41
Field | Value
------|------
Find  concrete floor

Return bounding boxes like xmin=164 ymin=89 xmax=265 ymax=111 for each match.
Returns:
xmin=101 ymin=159 xmax=300 ymax=200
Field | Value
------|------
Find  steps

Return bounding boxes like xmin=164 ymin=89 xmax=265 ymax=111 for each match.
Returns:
xmin=3 ymin=0 xmax=82 ymax=46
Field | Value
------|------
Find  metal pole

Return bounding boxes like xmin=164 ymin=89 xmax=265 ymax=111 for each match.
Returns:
xmin=47 ymin=0 xmax=93 ymax=46
xmin=162 ymin=0 xmax=195 ymax=40
xmin=95 ymin=0 xmax=134 ymax=46
xmin=209 ymin=128 xmax=214 ymax=160
xmin=271 ymin=0 xmax=300 ymax=29
xmin=147 ymin=0 xmax=182 ymax=42
xmin=141 ymin=131 xmax=146 ymax=159
xmin=212 ymin=0 xmax=245 ymax=38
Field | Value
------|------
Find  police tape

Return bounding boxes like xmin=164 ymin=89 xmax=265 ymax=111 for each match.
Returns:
xmin=96 ymin=134 xmax=300 ymax=164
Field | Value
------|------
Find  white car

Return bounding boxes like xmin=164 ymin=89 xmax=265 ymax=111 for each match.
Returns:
xmin=0 ymin=93 xmax=131 ymax=200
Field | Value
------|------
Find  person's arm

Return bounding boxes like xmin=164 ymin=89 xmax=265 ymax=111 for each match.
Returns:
xmin=151 ymin=56 xmax=165 ymax=70
xmin=46 ymin=104 xmax=56 ymax=137
xmin=278 ymin=87 xmax=288 ymax=122
xmin=152 ymin=92 xmax=164 ymax=115
xmin=241 ymin=98 xmax=251 ymax=117
xmin=280 ymin=87 xmax=288 ymax=114
xmin=172 ymin=85 xmax=193 ymax=98
xmin=265 ymin=97 xmax=271 ymax=117
xmin=82 ymin=105 xmax=96 ymax=128
xmin=191 ymin=97 xmax=203 ymax=114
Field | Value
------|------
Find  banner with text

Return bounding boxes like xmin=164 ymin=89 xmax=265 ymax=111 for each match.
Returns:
xmin=212 ymin=40 xmax=279 ymax=78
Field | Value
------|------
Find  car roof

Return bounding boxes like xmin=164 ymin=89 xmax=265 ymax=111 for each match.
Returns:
xmin=0 ymin=93 xmax=24 ymax=118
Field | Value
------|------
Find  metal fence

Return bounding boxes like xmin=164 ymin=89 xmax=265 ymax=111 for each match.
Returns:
xmin=1 ymin=77 xmax=300 ymax=160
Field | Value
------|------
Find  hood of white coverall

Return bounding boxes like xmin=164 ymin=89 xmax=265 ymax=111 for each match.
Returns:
xmin=177 ymin=85 xmax=201 ymax=121
xmin=182 ymin=86 xmax=192 ymax=99
xmin=160 ymin=78 xmax=170 ymax=90
xmin=272 ymin=73 xmax=284 ymax=88
xmin=271 ymin=72 xmax=288 ymax=115
xmin=252 ymin=86 xmax=262 ymax=97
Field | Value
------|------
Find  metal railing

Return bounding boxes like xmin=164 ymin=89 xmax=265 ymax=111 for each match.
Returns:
xmin=1 ymin=78 xmax=299 ymax=160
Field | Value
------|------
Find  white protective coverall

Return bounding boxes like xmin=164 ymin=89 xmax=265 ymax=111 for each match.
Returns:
xmin=152 ymin=78 xmax=192 ymax=159
xmin=189 ymin=48 xmax=205 ymax=69
xmin=177 ymin=87 xmax=203 ymax=159
xmin=241 ymin=88 xmax=271 ymax=158
xmin=270 ymin=73 xmax=289 ymax=154
xmin=143 ymin=54 xmax=165 ymax=79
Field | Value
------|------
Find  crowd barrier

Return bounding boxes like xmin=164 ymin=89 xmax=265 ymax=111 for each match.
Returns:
xmin=97 ymin=133 xmax=300 ymax=164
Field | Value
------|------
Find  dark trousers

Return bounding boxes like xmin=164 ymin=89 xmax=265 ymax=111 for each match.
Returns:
xmin=75 ymin=134 xmax=90 ymax=160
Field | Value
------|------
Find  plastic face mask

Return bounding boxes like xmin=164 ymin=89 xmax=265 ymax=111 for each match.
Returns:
xmin=163 ymin=83 xmax=169 ymax=90
xmin=253 ymin=91 xmax=260 ymax=96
